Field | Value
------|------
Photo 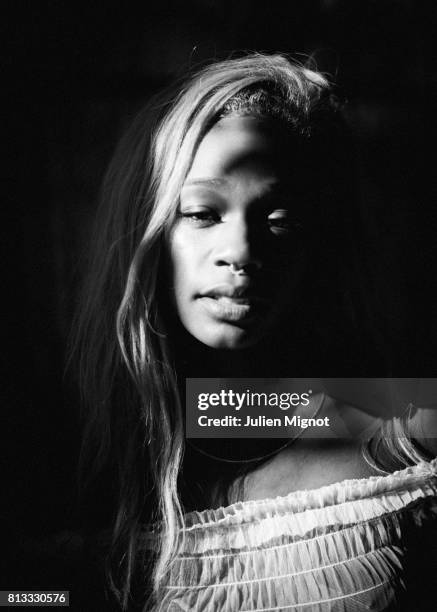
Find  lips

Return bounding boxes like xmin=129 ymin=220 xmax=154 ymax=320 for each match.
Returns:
xmin=197 ymin=284 xmax=269 ymax=323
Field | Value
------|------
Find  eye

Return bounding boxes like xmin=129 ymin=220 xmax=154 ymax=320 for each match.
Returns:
xmin=179 ymin=208 xmax=221 ymax=227
xmin=267 ymin=209 xmax=304 ymax=237
xmin=267 ymin=209 xmax=290 ymax=235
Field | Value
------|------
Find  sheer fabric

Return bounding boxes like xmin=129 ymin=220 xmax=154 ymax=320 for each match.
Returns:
xmin=155 ymin=459 xmax=437 ymax=611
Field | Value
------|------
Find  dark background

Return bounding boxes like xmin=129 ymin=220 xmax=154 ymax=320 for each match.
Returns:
xmin=3 ymin=0 xmax=437 ymax=600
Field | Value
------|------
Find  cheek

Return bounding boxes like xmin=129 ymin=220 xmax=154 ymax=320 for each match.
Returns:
xmin=167 ymin=227 xmax=205 ymax=299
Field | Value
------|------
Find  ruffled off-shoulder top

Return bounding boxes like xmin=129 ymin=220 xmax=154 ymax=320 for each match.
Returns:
xmin=155 ymin=459 xmax=437 ymax=611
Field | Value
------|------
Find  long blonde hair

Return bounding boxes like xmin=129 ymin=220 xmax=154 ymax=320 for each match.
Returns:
xmin=72 ymin=53 xmax=422 ymax=610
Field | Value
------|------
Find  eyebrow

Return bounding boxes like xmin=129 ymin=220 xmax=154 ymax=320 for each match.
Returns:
xmin=182 ymin=177 xmax=229 ymax=188
xmin=182 ymin=177 xmax=285 ymax=195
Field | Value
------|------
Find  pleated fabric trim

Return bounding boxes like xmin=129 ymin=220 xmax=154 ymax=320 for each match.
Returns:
xmin=183 ymin=458 xmax=437 ymax=532
xmin=153 ymin=459 xmax=437 ymax=611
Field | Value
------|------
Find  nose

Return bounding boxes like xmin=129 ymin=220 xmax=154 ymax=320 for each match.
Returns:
xmin=213 ymin=215 xmax=262 ymax=274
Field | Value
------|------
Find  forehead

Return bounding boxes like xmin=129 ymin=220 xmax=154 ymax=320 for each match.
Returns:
xmin=186 ymin=116 xmax=291 ymax=181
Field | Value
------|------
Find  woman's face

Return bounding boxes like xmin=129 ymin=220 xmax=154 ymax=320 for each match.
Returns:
xmin=168 ymin=115 xmax=306 ymax=349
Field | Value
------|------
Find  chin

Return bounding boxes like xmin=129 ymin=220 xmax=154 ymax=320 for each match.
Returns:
xmin=190 ymin=322 xmax=265 ymax=350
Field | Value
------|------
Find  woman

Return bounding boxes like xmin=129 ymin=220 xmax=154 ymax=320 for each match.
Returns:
xmin=74 ymin=53 xmax=437 ymax=611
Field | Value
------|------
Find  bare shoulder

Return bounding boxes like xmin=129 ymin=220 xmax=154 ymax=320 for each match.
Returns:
xmin=407 ymin=407 xmax=437 ymax=456
xmin=336 ymin=400 xmax=437 ymax=458
xmin=238 ymin=400 xmax=436 ymax=504
xmin=328 ymin=399 xmax=381 ymax=439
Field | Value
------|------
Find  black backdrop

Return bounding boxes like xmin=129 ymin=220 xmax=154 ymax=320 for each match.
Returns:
xmin=3 ymin=0 xmax=437 ymax=600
